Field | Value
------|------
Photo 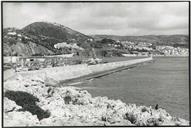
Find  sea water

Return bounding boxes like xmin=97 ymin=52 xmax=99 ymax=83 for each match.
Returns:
xmin=77 ymin=57 xmax=189 ymax=120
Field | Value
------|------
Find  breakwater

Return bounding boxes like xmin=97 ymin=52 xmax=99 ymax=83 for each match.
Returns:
xmin=17 ymin=57 xmax=153 ymax=84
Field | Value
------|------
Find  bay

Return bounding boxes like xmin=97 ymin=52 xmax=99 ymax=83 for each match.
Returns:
xmin=77 ymin=57 xmax=189 ymax=120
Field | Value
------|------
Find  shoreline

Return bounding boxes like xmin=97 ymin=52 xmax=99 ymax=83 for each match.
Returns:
xmin=4 ymin=75 xmax=189 ymax=126
xmin=16 ymin=57 xmax=153 ymax=84
xmin=3 ymin=57 xmax=152 ymax=83
xmin=3 ymin=57 xmax=189 ymax=126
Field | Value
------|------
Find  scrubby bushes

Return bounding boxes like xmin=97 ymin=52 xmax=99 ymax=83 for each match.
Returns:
xmin=5 ymin=90 xmax=50 ymax=120
xmin=3 ymin=76 xmax=189 ymax=126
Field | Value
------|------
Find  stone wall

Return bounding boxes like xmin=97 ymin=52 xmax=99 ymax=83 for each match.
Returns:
xmin=17 ymin=57 xmax=153 ymax=83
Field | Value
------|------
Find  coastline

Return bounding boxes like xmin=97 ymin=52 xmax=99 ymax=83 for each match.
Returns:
xmin=3 ymin=57 xmax=189 ymax=126
xmin=7 ymin=57 xmax=153 ymax=85
xmin=4 ymin=75 xmax=189 ymax=126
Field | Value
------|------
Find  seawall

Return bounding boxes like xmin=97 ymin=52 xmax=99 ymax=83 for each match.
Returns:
xmin=17 ymin=57 xmax=153 ymax=84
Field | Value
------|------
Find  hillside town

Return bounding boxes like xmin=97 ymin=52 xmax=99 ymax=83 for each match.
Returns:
xmin=4 ymin=25 xmax=189 ymax=58
xmin=119 ymin=40 xmax=188 ymax=56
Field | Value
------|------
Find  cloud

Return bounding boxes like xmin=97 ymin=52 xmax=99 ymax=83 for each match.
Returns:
xmin=3 ymin=2 xmax=189 ymax=35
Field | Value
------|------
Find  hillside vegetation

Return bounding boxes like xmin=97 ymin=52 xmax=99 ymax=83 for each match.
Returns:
xmin=3 ymin=22 xmax=93 ymax=56
xmin=3 ymin=22 xmax=189 ymax=57
xmin=92 ymin=35 xmax=189 ymax=48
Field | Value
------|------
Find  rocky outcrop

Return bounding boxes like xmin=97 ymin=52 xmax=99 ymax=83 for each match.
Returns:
xmin=3 ymin=75 xmax=189 ymax=126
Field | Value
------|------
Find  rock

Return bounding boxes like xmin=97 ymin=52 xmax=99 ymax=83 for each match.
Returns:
xmin=44 ymin=76 xmax=59 ymax=87
xmin=4 ymin=97 xmax=22 ymax=113
xmin=4 ymin=111 xmax=39 ymax=127
xmin=3 ymin=75 xmax=189 ymax=126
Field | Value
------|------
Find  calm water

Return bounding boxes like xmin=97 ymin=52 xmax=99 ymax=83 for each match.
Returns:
xmin=75 ymin=57 xmax=189 ymax=120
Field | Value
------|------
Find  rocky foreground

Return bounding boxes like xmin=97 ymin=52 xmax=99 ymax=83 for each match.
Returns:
xmin=4 ymin=75 xmax=189 ymax=126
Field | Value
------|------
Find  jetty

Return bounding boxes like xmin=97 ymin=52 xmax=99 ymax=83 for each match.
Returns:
xmin=16 ymin=57 xmax=153 ymax=84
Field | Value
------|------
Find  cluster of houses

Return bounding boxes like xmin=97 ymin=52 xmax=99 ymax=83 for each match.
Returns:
xmin=120 ymin=41 xmax=152 ymax=50
xmin=107 ymin=40 xmax=122 ymax=49
xmin=156 ymin=46 xmax=188 ymax=56
xmin=117 ymin=40 xmax=188 ymax=56
xmin=6 ymin=29 xmax=30 ymax=41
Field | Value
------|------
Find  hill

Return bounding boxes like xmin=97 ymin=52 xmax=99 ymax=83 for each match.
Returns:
xmin=3 ymin=22 xmax=93 ymax=56
xmin=92 ymin=35 xmax=189 ymax=48
xmin=3 ymin=22 xmax=189 ymax=57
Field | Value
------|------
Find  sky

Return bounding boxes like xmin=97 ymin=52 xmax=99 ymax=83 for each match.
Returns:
xmin=3 ymin=2 xmax=189 ymax=36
